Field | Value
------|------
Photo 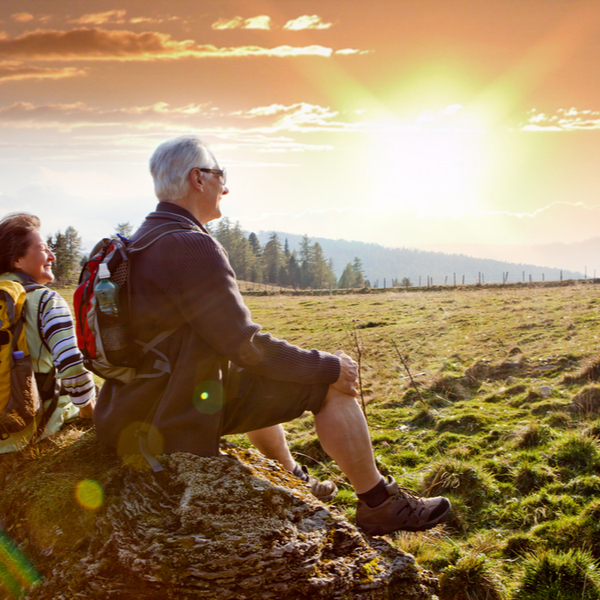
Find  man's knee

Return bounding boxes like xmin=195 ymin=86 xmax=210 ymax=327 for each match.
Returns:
xmin=317 ymin=385 xmax=360 ymax=414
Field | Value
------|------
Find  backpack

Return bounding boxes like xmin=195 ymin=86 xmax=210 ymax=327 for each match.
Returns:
xmin=0 ymin=280 xmax=46 ymax=439
xmin=74 ymin=222 xmax=199 ymax=385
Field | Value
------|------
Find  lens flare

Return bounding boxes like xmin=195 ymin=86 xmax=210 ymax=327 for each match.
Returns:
xmin=75 ymin=479 xmax=103 ymax=511
xmin=193 ymin=381 xmax=223 ymax=415
xmin=0 ymin=531 xmax=41 ymax=598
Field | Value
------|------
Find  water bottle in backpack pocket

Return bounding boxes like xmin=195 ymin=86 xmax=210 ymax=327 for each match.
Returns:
xmin=94 ymin=262 xmax=129 ymax=365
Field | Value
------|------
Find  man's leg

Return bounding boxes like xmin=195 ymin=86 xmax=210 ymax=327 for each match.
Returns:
xmin=246 ymin=424 xmax=295 ymax=471
xmin=247 ymin=424 xmax=338 ymax=502
xmin=314 ymin=385 xmax=451 ymax=535
xmin=313 ymin=388 xmax=381 ymax=494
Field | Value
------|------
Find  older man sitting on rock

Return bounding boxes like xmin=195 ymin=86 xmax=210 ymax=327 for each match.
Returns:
xmin=94 ymin=135 xmax=451 ymax=536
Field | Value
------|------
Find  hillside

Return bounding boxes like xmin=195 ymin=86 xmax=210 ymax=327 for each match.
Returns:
xmin=235 ymin=282 xmax=600 ymax=598
xmin=256 ymin=231 xmax=583 ymax=285
xmin=421 ymin=236 xmax=600 ymax=276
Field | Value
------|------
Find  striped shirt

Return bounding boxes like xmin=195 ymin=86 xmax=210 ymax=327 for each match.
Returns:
xmin=38 ymin=289 xmax=95 ymax=406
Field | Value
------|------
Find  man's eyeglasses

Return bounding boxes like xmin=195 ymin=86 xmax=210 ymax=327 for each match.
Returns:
xmin=197 ymin=167 xmax=227 ymax=185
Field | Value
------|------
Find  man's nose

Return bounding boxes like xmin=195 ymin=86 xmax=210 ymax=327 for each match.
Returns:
xmin=222 ymin=186 xmax=229 ymax=195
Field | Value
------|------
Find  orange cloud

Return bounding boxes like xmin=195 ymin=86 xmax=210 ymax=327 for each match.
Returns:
xmin=283 ymin=15 xmax=332 ymax=30
xmin=0 ymin=61 xmax=85 ymax=83
xmin=70 ymin=10 xmax=127 ymax=25
xmin=212 ymin=16 xmax=272 ymax=30
xmin=12 ymin=13 xmax=35 ymax=23
xmin=522 ymin=108 xmax=600 ymax=131
xmin=0 ymin=100 xmax=206 ymax=121
xmin=335 ymin=48 xmax=371 ymax=55
xmin=69 ymin=10 xmax=181 ymax=26
xmin=0 ymin=28 xmax=335 ymax=60
xmin=230 ymin=103 xmax=364 ymax=133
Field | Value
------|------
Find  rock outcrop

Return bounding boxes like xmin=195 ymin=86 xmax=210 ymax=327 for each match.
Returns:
xmin=0 ymin=429 xmax=435 ymax=599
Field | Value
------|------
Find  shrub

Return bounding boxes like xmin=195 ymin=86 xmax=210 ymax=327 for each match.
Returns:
xmin=396 ymin=448 xmax=423 ymax=468
xmin=422 ymin=459 xmax=496 ymax=508
xmin=514 ymin=549 xmax=600 ymax=600
xmin=552 ymin=432 xmax=600 ymax=473
xmin=548 ymin=475 xmax=600 ymax=498
xmin=428 ymin=375 xmax=470 ymax=401
xmin=587 ymin=420 xmax=600 ymax=438
xmin=501 ymin=492 xmax=580 ymax=529
xmin=530 ymin=517 xmax=582 ymax=554
xmin=514 ymin=464 xmax=556 ymax=495
xmin=410 ymin=407 xmax=437 ymax=427
xmin=570 ymin=386 xmax=600 ymax=414
xmin=438 ymin=553 xmax=505 ymax=600
xmin=544 ymin=411 xmax=571 ymax=428
xmin=515 ymin=423 xmax=554 ymax=449
xmin=563 ymin=355 xmax=600 ymax=385
xmin=503 ymin=533 xmax=539 ymax=558
xmin=435 ymin=412 xmax=487 ymax=434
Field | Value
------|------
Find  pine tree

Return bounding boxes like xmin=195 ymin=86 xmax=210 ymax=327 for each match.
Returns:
xmin=288 ymin=253 xmax=301 ymax=289
xmin=299 ymin=234 xmax=312 ymax=288
xmin=47 ymin=226 xmax=83 ymax=284
xmin=248 ymin=232 xmax=262 ymax=257
xmin=352 ymin=257 xmax=365 ymax=287
xmin=115 ymin=222 xmax=133 ymax=238
xmin=338 ymin=263 xmax=356 ymax=289
xmin=263 ymin=233 xmax=283 ymax=284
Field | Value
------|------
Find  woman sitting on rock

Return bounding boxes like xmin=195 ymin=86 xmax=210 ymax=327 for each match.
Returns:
xmin=0 ymin=213 xmax=96 ymax=453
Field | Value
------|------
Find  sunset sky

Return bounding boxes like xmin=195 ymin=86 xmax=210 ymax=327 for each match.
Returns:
xmin=1 ymin=0 xmax=599 ymax=269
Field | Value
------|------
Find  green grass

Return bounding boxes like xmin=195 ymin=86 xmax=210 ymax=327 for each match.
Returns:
xmin=53 ymin=280 xmax=600 ymax=596
xmin=235 ymin=282 xmax=600 ymax=596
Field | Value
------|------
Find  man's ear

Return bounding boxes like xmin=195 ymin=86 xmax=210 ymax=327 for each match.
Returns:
xmin=190 ymin=168 xmax=204 ymax=192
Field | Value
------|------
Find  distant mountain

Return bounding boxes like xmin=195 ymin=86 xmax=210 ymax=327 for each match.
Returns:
xmin=256 ymin=231 xmax=584 ymax=285
xmin=420 ymin=237 xmax=600 ymax=277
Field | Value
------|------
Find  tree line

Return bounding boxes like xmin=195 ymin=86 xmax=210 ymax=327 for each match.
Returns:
xmin=45 ymin=220 xmax=367 ymax=290
xmin=209 ymin=218 xmax=365 ymax=289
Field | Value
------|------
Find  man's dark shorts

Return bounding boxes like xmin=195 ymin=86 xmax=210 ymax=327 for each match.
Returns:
xmin=221 ymin=365 xmax=330 ymax=435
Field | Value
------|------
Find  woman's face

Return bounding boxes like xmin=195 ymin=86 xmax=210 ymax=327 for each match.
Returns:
xmin=13 ymin=229 xmax=56 ymax=285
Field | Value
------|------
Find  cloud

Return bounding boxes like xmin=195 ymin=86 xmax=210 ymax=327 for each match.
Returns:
xmin=0 ymin=28 xmax=335 ymax=60
xmin=0 ymin=100 xmax=209 ymax=130
xmin=522 ymin=108 xmax=600 ymax=131
xmin=0 ymin=100 xmax=359 ymax=135
xmin=0 ymin=61 xmax=86 ymax=83
xmin=243 ymin=16 xmax=272 ymax=30
xmin=12 ymin=13 xmax=34 ymax=23
xmin=213 ymin=14 xmax=333 ymax=31
xmin=70 ymin=10 xmax=181 ymax=26
xmin=230 ymin=102 xmax=365 ymax=133
xmin=70 ymin=10 xmax=127 ymax=25
xmin=129 ymin=16 xmax=181 ymax=24
xmin=335 ymin=48 xmax=371 ymax=55
xmin=9 ymin=13 xmax=52 ymax=25
xmin=212 ymin=16 xmax=272 ymax=30
xmin=283 ymin=15 xmax=332 ymax=30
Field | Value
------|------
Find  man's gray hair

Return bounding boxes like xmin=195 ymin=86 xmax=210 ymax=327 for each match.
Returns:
xmin=149 ymin=135 xmax=217 ymax=201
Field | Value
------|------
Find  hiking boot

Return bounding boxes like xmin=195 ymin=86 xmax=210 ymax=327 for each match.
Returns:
xmin=295 ymin=465 xmax=338 ymax=502
xmin=356 ymin=476 xmax=451 ymax=535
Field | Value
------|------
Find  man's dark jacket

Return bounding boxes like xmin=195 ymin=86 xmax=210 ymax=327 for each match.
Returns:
xmin=94 ymin=203 xmax=341 ymax=456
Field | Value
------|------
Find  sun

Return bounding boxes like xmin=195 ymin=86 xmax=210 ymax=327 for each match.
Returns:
xmin=368 ymin=107 xmax=490 ymax=217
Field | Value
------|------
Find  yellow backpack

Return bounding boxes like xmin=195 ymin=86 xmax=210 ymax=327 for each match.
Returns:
xmin=0 ymin=280 xmax=43 ymax=439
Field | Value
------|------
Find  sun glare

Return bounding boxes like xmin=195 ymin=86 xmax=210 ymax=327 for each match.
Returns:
xmin=370 ymin=109 xmax=488 ymax=216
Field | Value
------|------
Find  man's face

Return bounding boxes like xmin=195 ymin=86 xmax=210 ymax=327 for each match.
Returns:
xmin=197 ymin=160 xmax=229 ymax=224
xmin=202 ymin=169 xmax=228 ymax=224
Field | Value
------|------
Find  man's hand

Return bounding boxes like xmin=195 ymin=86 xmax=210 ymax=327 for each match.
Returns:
xmin=331 ymin=350 xmax=359 ymax=397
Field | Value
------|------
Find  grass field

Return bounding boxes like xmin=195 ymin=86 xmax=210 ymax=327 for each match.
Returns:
xmin=56 ymin=281 xmax=600 ymax=598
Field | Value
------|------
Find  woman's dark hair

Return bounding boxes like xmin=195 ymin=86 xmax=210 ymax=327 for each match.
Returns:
xmin=0 ymin=213 xmax=41 ymax=274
